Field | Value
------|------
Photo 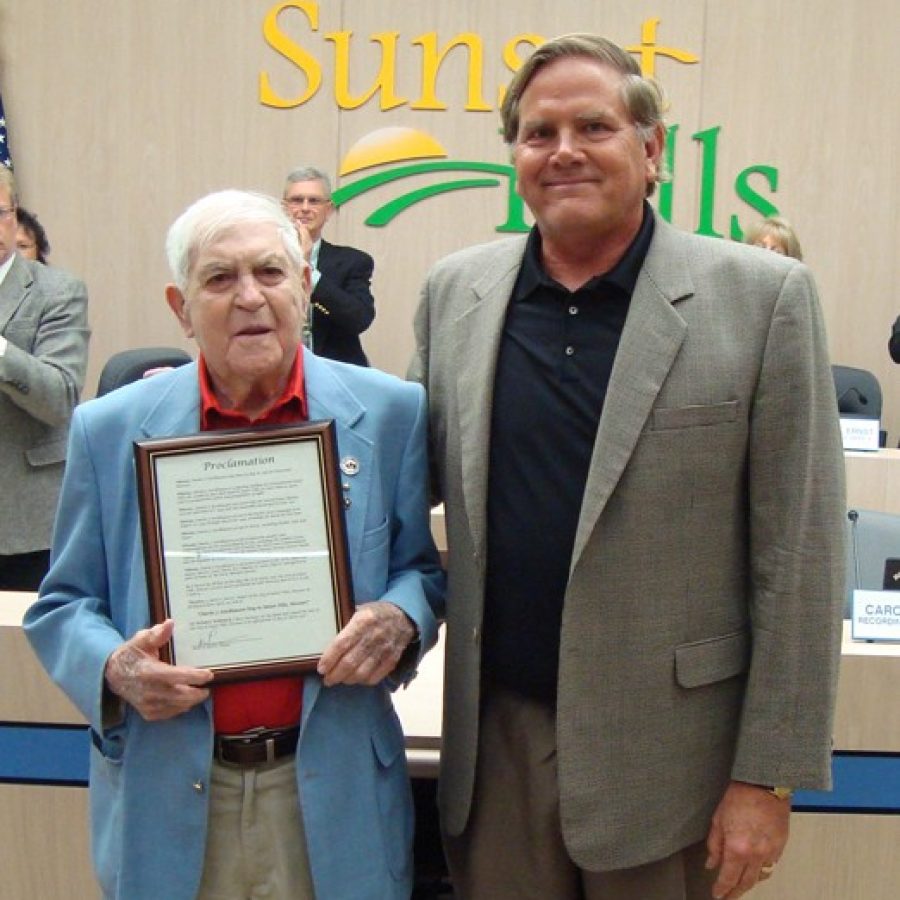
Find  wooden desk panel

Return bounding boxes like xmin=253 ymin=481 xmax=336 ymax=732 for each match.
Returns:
xmin=0 ymin=592 xmax=84 ymax=724
xmin=837 ymin=621 xmax=900 ymax=751
xmin=0 ymin=785 xmax=99 ymax=900
xmin=753 ymin=814 xmax=900 ymax=900
xmin=845 ymin=449 xmax=900 ymax=514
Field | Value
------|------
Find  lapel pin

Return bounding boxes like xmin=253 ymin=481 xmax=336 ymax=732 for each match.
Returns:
xmin=340 ymin=456 xmax=360 ymax=476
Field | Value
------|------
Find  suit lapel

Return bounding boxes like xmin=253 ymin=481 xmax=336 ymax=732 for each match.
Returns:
xmin=0 ymin=256 xmax=32 ymax=332
xmin=304 ymin=351 xmax=370 ymax=725
xmin=315 ymin=239 xmax=339 ymax=278
xmin=454 ymin=238 xmax=527 ymax=558
xmin=571 ymin=218 xmax=694 ymax=568
xmin=304 ymin=351 xmax=370 ymax=581
xmin=138 ymin=363 xmax=203 ymax=438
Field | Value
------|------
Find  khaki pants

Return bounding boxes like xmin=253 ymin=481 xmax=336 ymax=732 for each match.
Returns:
xmin=444 ymin=683 xmax=717 ymax=900
xmin=196 ymin=755 xmax=315 ymax=900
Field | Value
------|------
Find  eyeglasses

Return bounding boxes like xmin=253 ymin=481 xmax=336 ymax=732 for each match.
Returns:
xmin=283 ymin=196 xmax=328 ymax=209
xmin=0 ymin=206 xmax=16 ymax=220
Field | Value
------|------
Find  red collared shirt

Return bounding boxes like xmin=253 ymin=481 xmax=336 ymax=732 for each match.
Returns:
xmin=199 ymin=349 xmax=308 ymax=734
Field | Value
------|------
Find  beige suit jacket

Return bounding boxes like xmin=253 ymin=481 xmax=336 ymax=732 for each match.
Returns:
xmin=410 ymin=214 xmax=846 ymax=871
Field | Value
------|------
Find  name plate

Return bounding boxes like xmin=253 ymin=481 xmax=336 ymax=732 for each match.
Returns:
xmin=852 ymin=590 xmax=900 ymax=641
xmin=840 ymin=417 xmax=880 ymax=451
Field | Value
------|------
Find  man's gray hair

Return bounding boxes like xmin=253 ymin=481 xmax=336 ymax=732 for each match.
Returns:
xmin=165 ymin=190 xmax=306 ymax=290
xmin=284 ymin=166 xmax=332 ymax=199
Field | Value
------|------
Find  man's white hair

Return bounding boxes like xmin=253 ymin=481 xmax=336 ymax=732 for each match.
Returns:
xmin=165 ymin=190 xmax=306 ymax=290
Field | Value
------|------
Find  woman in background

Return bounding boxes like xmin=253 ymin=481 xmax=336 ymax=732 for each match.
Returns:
xmin=743 ymin=215 xmax=803 ymax=260
xmin=16 ymin=206 xmax=51 ymax=263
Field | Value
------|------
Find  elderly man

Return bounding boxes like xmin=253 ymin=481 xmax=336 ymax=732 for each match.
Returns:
xmin=410 ymin=33 xmax=845 ymax=900
xmin=0 ymin=166 xmax=89 ymax=590
xmin=282 ymin=165 xmax=375 ymax=366
xmin=25 ymin=190 xmax=444 ymax=899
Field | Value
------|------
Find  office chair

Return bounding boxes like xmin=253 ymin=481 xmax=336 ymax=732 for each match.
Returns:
xmin=845 ymin=508 xmax=900 ymax=618
xmin=832 ymin=365 xmax=882 ymax=418
xmin=96 ymin=346 xmax=192 ymax=397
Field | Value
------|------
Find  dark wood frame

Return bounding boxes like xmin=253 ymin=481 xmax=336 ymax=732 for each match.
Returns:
xmin=134 ymin=421 xmax=354 ymax=682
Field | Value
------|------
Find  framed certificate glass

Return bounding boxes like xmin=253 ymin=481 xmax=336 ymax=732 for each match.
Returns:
xmin=134 ymin=421 xmax=353 ymax=682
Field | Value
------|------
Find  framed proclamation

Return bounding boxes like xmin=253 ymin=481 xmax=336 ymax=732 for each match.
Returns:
xmin=134 ymin=421 xmax=354 ymax=682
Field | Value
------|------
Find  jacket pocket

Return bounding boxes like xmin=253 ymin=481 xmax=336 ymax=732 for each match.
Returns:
xmin=674 ymin=628 xmax=750 ymax=688
xmin=361 ymin=516 xmax=390 ymax=553
xmin=651 ymin=401 xmax=739 ymax=430
xmin=26 ymin=437 xmax=67 ymax=468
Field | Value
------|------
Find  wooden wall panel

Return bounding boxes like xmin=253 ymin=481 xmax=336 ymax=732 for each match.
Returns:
xmin=1 ymin=0 xmax=897 ymax=435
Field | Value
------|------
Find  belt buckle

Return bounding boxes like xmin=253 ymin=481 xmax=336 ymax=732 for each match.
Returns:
xmin=238 ymin=725 xmax=277 ymax=765
xmin=216 ymin=726 xmax=282 ymax=766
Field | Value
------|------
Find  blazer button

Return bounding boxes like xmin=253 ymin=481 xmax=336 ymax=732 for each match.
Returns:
xmin=192 ymin=781 xmax=205 ymax=793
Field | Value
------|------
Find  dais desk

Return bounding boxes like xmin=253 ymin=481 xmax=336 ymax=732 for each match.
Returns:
xmin=4 ymin=449 xmax=900 ymax=899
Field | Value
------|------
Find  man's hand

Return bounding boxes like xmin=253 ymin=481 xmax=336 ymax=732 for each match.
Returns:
xmin=705 ymin=780 xmax=790 ymax=898
xmin=317 ymin=601 xmax=417 ymax=687
xmin=104 ymin=619 xmax=214 ymax=721
xmin=294 ymin=222 xmax=313 ymax=260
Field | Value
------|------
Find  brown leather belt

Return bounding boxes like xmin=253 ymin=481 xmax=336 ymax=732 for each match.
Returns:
xmin=214 ymin=725 xmax=300 ymax=767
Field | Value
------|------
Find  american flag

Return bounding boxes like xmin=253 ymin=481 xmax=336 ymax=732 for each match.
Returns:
xmin=0 ymin=91 xmax=12 ymax=170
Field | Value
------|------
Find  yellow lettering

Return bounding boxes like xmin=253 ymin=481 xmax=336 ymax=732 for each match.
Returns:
xmin=498 ymin=33 xmax=545 ymax=106
xmin=259 ymin=1 xmax=322 ymax=109
xmin=327 ymin=31 xmax=406 ymax=110
xmin=625 ymin=17 xmax=699 ymax=78
xmin=411 ymin=33 xmax=491 ymax=111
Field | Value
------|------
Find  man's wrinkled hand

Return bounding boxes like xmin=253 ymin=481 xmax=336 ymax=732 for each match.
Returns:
xmin=705 ymin=780 xmax=790 ymax=898
xmin=317 ymin=602 xmax=417 ymax=687
xmin=104 ymin=619 xmax=213 ymax=721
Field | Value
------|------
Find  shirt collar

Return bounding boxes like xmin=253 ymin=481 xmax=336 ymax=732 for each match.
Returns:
xmin=310 ymin=238 xmax=322 ymax=270
xmin=514 ymin=201 xmax=655 ymax=301
xmin=0 ymin=251 xmax=18 ymax=288
xmin=199 ymin=346 xmax=308 ymax=431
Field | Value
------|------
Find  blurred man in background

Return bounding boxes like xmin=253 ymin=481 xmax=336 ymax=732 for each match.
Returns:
xmin=0 ymin=167 xmax=88 ymax=590
xmin=282 ymin=165 xmax=375 ymax=365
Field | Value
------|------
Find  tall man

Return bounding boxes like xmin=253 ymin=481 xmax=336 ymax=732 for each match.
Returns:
xmin=0 ymin=166 xmax=89 ymax=590
xmin=283 ymin=165 xmax=375 ymax=365
xmin=410 ymin=34 xmax=845 ymax=900
xmin=25 ymin=190 xmax=444 ymax=899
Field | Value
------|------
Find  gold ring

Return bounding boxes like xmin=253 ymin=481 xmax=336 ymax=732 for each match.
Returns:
xmin=760 ymin=864 xmax=776 ymax=876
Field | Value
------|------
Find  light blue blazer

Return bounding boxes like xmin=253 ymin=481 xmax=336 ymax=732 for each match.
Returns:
xmin=25 ymin=350 xmax=445 ymax=899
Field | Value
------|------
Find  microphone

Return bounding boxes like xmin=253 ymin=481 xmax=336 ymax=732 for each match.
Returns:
xmin=848 ymin=510 xmax=860 ymax=594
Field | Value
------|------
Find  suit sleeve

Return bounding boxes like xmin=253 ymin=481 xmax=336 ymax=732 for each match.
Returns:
xmin=379 ymin=383 xmax=446 ymax=670
xmin=733 ymin=263 xmax=846 ymax=789
xmin=312 ymin=248 xmax=376 ymax=334
xmin=0 ymin=268 xmax=90 ymax=425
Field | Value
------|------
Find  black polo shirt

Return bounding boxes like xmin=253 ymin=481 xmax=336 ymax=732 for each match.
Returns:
xmin=483 ymin=203 xmax=655 ymax=704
